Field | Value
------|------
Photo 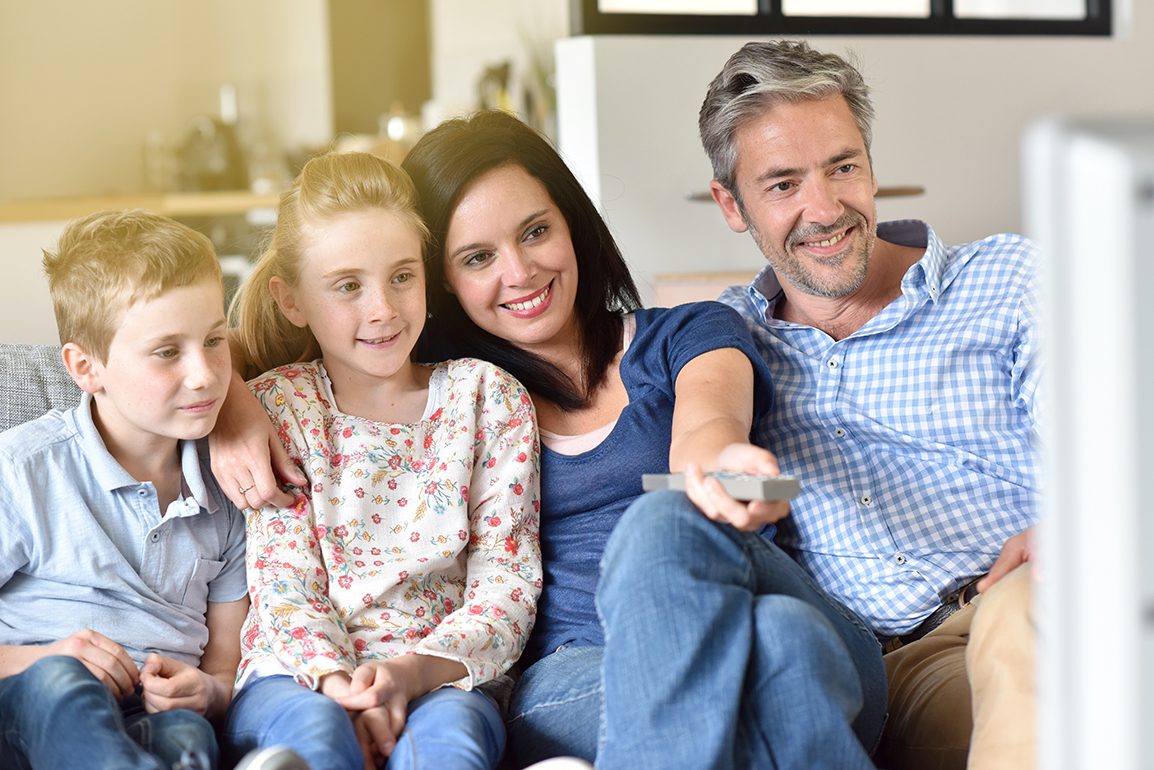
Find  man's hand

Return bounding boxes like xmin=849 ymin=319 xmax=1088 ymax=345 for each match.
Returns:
xmin=209 ymin=371 xmax=305 ymax=510
xmin=139 ymin=653 xmax=224 ymax=715
xmin=46 ymin=629 xmax=140 ymax=698
xmin=977 ymin=527 xmax=1034 ymax=593
xmin=684 ymin=443 xmax=791 ymax=532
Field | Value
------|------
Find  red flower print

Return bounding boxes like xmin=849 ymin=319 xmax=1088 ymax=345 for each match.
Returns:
xmin=424 ymin=435 xmax=433 ymax=450
xmin=511 ymin=588 xmax=523 ymax=602
xmin=290 ymin=627 xmax=306 ymax=639
xmin=391 ymin=427 xmax=401 ymax=435
xmin=487 ymin=516 xmax=501 ymax=528
xmin=388 ymin=455 xmax=402 ymax=469
xmin=338 ymin=575 xmax=353 ymax=589
xmin=313 ymin=483 xmax=323 ymax=494
xmin=355 ymin=561 xmax=365 ymax=568
xmin=388 ymin=479 xmax=398 ymax=490
xmin=460 ymin=485 xmax=469 ymax=501
xmin=430 ymin=408 xmax=443 ymax=421
xmin=504 ymin=536 xmax=519 ymax=555
xmin=516 ymin=452 xmax=527 ymax=463
xmin=253 ymin=558 xmax=265 ymax=570
xmin=398 ymin=498 xmax=408 ymax=507
xmin=513 ymin=483 xmax=524 ymax=496
xmin=372 ymin=513 xmax=382 ymax=524
xmin=330 ymin=454 xmax=343 ymax=467
xmin=458 ymin=529 xmax=468 ymax=541
xmin=509 ymin=417 xmax=522 ymax=428
xmin=363 ymin=594 xmax=373 ymax=606
xmin=354 ymin=488 xmax=365 ymax=498
xmin=443 ymin=598 xmax=455 ymax=612
xmin=343 ymin=427 xmax=353 ymax=438
xmin=333 ymin=526 xmax=348 ymax=539
xmin=468 ymin=605 xmax=483 ymax=615
xmin=410 ymin=532 xmax=420 ymax=542
xmin=371 ymin=547 xmax=381 ymax=556
xmin=353 ymin=547 xmax=363 ymax=555
xmin=354 ymin=638 xmax=368 ymax=651
xmin=486 ymin=457 xmax=497 ymax=468
xmin=271 ymin=520 xmax=286 ymax=535
xmin=405 ymin=628 xmax=418 ymax=640
xmin=416 ymin=607 xmax=425 ymax=617
xmin=398 ymin=571 xmax=409 ymax=581
xmin=381 ymin=633 xmax=395 ymax=642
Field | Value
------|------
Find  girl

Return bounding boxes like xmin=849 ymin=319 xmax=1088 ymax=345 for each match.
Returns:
xmin=222 ymin=151 xmax=541 ymax=770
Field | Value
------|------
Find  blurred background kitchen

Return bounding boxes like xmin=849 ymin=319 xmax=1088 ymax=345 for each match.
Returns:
xmin=0 ymin=0 xmax=566 ymax=342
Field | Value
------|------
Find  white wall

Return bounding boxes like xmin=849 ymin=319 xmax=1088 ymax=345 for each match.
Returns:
xmin=555 ymin=11 xmax=1154 ymax=300
xmin=0 ymin=0 xmax=332 ymax=201
xmin=427 ymin=0 xmax=569 ymax=133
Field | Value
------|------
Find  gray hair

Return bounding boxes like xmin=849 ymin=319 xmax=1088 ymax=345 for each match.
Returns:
xmin=699 ymin=40 xmax=875 ymax=197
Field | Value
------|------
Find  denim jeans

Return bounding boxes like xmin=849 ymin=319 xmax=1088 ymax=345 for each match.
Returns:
xmin=224 ymin=674 xmax=505 ymax=770
xmin=507 ymin=490 xmax=887 ymax=770
xmin=0 ymin=656 xmax=218 ymax=770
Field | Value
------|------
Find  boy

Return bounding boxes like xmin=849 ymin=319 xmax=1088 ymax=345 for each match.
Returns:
xmin=0 ymin=210 xmax=248 ymax=770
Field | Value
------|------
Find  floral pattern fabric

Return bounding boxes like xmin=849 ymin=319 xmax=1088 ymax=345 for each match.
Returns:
xmin=237 ymin=358 xmax=541 ymax=690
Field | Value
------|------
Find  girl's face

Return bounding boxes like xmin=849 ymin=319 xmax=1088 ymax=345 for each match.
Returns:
xmin=442 ymin=164 xmax=581 ymax=359
xmin=272 ymin=208 xmax=426 ymax=388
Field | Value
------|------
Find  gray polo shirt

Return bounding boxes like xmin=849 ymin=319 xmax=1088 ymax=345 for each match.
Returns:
xmin=0 ymin=394 xmax=247 ymax=667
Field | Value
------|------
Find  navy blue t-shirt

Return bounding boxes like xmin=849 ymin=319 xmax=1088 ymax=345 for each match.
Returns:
xmin=522 ymin=302 xmax=774 ymax=664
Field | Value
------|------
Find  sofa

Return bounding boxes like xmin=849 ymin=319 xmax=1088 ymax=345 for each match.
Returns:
xmin=0 ymin=343 xmax=81 ymax=432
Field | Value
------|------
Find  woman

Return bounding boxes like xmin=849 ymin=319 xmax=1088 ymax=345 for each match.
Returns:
xmin=216 ymin=111 xmax=886 ymax=770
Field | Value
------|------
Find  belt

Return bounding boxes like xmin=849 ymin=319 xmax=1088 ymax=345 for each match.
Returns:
xmin=881 ymin=575 xmax=984 ymax=653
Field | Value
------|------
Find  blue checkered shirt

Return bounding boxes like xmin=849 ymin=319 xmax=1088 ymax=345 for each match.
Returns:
xmin=720 ymin=220 xmax=1041 ymax=637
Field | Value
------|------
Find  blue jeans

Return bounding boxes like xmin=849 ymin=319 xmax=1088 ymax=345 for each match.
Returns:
xmin=224 ymin=674 xmax=505 ymax=770
xmin=0 ymin=656 xmax=218 ymax=770
xmin=508 ymin=490 xmax=887 ymax=770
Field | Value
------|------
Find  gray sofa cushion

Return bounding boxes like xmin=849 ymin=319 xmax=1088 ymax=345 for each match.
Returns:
xmin=0 ymin=344 xmax=82 ymax=432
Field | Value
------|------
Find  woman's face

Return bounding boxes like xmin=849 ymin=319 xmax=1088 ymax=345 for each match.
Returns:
xmin=442 ymin=164 xmax=581 ymax=358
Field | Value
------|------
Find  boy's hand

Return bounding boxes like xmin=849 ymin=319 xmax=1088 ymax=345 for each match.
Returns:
xmin=47 ymin=629 xmax=140 ymax=698
xmin=139 ymin=653 xmax=221 ymax=715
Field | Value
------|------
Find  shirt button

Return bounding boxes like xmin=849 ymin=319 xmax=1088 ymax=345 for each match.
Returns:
xmin=834 ymin=427 xmax=846 ymax=438
xmin=150 ymin=532 xmax=160 ymax=542
xmin=827 ymin=358 xmax=840 ymax=369
xmin=137 ymin=487 xmax=148 ymax=497
xmin=895 ymin=553 xmax=907 ymax=565
xmin=860 ymin=495 xmax=873 ymax=506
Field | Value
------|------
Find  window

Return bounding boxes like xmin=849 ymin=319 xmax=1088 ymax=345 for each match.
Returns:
xmin=571 ymin=0 xmax=1111 ymax=35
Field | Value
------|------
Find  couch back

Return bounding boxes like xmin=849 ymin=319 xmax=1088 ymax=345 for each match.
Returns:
xmin=0 ymin=344 xmax=82 ymax=432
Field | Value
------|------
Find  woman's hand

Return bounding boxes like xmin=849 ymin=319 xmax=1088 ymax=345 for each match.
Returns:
xmin=209 ymin=371 xmax=306 ymax=510
xmin=684 ymin=442 xmax=791 ymax=532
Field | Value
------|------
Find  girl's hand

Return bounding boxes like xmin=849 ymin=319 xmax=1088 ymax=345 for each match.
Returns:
xmin=684 ymin=443 xmax=791 ymax=532
xmin=139 ymin=653 xmax=222 ymax=715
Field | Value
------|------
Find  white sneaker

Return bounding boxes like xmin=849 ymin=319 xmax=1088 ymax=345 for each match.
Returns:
xmin=520 ymin=758 xmax=595 ymax=770
xmin=232 ymin=746 xmax=312 ymax=770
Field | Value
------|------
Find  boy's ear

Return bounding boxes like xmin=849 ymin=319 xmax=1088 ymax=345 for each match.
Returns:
xmin=61 ymin=342 xmax=104 ymax=395
xmin=269 ymin=276 xmax=308 ymax=329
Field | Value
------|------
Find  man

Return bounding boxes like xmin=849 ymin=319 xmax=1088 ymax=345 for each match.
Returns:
xmin=701 ymin=40 xmax=1039 ymax=770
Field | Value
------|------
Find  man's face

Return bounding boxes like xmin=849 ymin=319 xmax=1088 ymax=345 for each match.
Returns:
xmin=712 ymin=95 xmax=879 ymax=299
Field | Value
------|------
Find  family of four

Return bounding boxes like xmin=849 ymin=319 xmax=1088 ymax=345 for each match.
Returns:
xmin=0 ymin=39 xmax=1038 ymax=770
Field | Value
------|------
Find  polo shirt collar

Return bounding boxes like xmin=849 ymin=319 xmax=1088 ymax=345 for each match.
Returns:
xmin=75 ymin=392 xmax=218 ymax=515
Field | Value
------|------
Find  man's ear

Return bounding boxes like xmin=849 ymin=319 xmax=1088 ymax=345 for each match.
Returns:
xmin=269 ymin=276 xmax=309 ymax=329
xmin=61 ymin=342 xmax=103 ymax=395
xmin=710 ymin=180 xmax=750 ymax=234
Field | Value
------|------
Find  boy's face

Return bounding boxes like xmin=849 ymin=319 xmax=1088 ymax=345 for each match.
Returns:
xmin=77 ymin=276 xmax=231 ymax=450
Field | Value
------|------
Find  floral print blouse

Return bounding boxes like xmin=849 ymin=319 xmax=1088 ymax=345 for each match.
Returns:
xmin=236 ymin=358 xmax=541 ymax=690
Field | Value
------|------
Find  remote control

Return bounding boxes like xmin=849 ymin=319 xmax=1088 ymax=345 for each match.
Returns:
xmin=641 ymin=472 xmax=801 ymax=501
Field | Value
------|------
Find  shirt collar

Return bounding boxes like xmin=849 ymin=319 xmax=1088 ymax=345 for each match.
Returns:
xmin=75 ymin=392 xmax=218 ymax=515
xmin=743 ymin=219 xmax=951 ymax=320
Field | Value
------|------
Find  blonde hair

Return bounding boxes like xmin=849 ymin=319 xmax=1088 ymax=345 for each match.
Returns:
xmin=230 ymin=151 xmax=429 ymax=376
xmin=42 ymin=209 xmax=220 ymax=361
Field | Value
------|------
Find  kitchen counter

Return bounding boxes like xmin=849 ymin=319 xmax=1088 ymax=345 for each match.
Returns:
xmin=0 ymin=190 xmax=280 ymax=223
